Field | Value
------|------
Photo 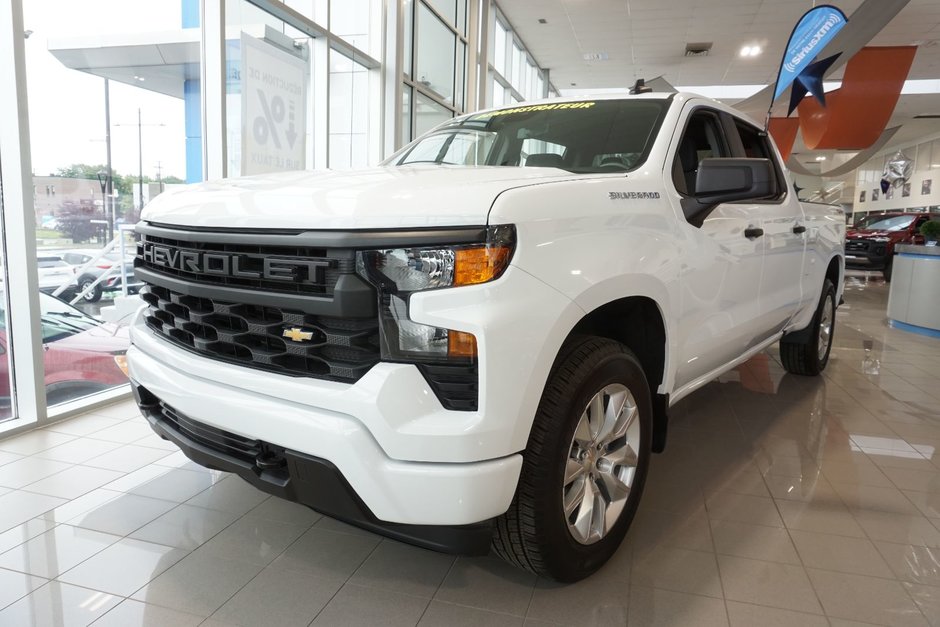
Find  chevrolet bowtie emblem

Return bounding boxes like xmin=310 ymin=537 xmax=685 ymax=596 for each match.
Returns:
xmin=282 ymin=327 xmax=315 ymax=342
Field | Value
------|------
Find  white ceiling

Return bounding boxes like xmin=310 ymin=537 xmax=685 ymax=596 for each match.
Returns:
xmin=498 ymin=0 xmax=940 ymax=89
xmin=496 ymin=0 xmax=940 ymax=197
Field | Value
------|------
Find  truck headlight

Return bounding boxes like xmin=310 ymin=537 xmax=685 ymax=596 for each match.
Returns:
xmin=356 ymin=225 xmax=514 ymax=361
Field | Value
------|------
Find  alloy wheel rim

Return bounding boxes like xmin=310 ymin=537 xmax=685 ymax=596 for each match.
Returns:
xmin=563 ymin=383 xmax=640 ymax=545
xmin=818 ymin=297 xmax=834 ymax=360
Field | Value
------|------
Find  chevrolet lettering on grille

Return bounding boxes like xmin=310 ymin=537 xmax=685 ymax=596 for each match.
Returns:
xmin=141 ymin=243 xmax=332 ymax=285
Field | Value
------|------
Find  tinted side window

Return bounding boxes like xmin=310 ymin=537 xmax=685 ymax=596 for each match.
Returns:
xmin=672 ymin=111 xmax=730 ymax=196
xmin=736 ymin=121 xmax=770 ymax=159
xmin=734 ymin=119 xmax=785 ymax=200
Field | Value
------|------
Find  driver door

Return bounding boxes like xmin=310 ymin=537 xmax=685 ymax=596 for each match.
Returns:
xmin=668 ymin=107 xmax=765 ymax=389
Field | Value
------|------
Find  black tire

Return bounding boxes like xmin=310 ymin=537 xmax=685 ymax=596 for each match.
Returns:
xmin=492 ymin=336 xmax=652 ymax=582
xmin=78 ymin=277 xmax=102 ymax=303
xmin=883 ymin=256 xmax=893 ymax=282
xmin=780 ymin=279 xmax=836 ymax=376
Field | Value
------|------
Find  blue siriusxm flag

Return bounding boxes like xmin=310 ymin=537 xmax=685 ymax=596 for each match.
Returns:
xmin=772 ymin=5 xmax=848 ymax=102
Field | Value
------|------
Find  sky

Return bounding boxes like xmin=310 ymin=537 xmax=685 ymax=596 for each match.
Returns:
xmin=23 ymin=0 xmax=188 ymax=181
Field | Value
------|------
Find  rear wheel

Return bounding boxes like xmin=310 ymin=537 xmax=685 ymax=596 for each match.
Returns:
xmin=492 ymin=336 xmax=652 ymax=582
xmin=780 ymin=279 xmax=836 ymax=376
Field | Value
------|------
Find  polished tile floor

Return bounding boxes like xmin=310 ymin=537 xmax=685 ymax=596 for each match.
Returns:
xmin=1 ymin=274 xmax=939 ymax=626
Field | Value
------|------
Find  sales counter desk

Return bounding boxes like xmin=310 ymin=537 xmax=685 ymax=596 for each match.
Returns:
xmin=887 ymin=244 xmax=940 ymax=338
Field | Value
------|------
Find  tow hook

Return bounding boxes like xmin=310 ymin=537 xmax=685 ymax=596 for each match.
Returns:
xmin=255 ymin=449 xmax=286 ymax=471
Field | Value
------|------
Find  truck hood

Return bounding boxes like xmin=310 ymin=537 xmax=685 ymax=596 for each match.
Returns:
xmin=52 ymin=321 xmax=128 ymax=354
xmin=846 ymin=229 xmax=897 ymax=239
xmin=142 ymin=166 xmax=580 ymax=230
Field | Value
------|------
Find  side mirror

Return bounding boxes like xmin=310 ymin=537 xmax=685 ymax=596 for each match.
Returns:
xmin=694 ymin=158 xmax=776 ymax=204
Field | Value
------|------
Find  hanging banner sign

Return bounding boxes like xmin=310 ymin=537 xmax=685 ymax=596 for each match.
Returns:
xmin=241 ymin=33 xmax=308 ymax=175
xmin=772 ymin=5 xmax=847 ymax=102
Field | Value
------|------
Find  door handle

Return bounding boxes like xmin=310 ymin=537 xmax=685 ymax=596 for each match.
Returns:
xmin=744 ymin=227 xmax=764 ymax=239
xmin=792 ymin=225 xmax=807 ymax=234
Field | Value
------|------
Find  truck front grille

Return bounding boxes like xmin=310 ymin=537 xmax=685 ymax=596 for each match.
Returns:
xmin=845 ymin=240 xmax=871 ymax=253
xmin=136 ymin=233 xmax=349 ymax=297
xmin=141 ymin=284 xmax=380 ymax=382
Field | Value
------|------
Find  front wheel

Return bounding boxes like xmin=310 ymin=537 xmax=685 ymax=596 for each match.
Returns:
xmin=883 ymin=256 xmax=893 ymax=282
xmin=780 ymin=278 xmax=836 ymax=376
xmin=492 ymin=336 xmax=652 ymax=582
xmin=78 ymin=277 xmax=102 ymax=303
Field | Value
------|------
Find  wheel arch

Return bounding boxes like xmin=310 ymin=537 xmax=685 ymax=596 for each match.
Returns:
xmin=561 ymin=295 xmax=671 ymax=452
xmin=825 ymin=253 xmax=843 ymax=302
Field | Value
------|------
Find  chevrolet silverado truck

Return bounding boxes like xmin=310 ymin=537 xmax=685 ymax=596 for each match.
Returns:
xmin=845 ymin=212 xmax=940 ymax=281
xmin=128 ymin=93 xmax=845 ymax=581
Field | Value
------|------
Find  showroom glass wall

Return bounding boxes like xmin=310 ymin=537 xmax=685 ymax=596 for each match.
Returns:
xmin=0 ymin=0 xmax=552 ymax=434
xmin=402 ymin=0 xmax=469 ymax=142
xmin=225 ymin=0 xmax=381 ymax=172
xmin=487 ymin=3 xmax=554 ymax=108
xmin=20 ymin=0 xmax=201 ymax=416
xmin=0 ymin=163 xmax=14 ymax=422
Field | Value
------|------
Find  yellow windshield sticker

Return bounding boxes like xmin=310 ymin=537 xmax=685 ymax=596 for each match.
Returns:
xmin=476 ymin=101 xmax=597 ymax=119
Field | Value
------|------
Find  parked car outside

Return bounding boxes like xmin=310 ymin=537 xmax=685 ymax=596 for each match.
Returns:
xmin=61 ymin=249 xmax=140 ymax=303
xmin=845 ymin=212 xmax=940 ymax=281
xmin=36 ymin=255 xmax=78 ymax=295
xmin=0 ymin=291 xmax=129 ymax=418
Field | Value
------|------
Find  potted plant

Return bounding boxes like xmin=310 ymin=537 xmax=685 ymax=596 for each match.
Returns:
xmin=920 ymin=219 xmax=940 ymax=246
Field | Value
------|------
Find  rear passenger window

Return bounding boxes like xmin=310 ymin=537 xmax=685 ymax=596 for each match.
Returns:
xmin=736 ymin=122 xmax=770 ymax=159
xmin=735 ymin=120 xmax=785 ymax=200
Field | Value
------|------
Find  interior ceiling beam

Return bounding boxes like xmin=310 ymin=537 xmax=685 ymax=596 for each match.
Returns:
xmin=787 ymin=126 xmax=900 ymax=178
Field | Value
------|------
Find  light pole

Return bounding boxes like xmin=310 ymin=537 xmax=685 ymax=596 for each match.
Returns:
xmin=103 ymin=79 xmax=114 ymax=240
xmin=96 ymin=170 xmax=109 ymax=243
xmin=116 ymin=110 xmax=164 ymax=217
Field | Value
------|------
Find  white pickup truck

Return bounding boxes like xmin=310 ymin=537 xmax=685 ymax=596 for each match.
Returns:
xmin=128 ymin=92 xmax=844 ymax=581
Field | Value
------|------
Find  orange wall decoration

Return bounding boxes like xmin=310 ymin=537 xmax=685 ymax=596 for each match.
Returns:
xmin=797 ymin=46 xmax=916 ymax=150
xmin=768 ymin=118 xmax=800 ymax=161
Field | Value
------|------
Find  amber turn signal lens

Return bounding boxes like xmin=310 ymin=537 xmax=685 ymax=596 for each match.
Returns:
xmin=448 ymin=330 xmax=478 ymax=358
xmin=454 ymin=246 xmax=513 ymax=286
xmin=114 ymin=354 xmax=129 ymax=377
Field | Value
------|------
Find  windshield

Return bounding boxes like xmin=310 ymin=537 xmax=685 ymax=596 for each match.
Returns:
xmin=390 ymin=99 xmax=669 ymax=174
xmin=854 ymin=215 xmax=915 ymax=231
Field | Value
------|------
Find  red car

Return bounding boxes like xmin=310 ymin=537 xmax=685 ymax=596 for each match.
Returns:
xmin=0 ymin=292 xmax=129 ymax=419
xmin=845 ymin=212 xmax=940 ymax=281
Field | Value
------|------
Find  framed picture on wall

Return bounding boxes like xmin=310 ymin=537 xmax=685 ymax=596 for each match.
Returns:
xmin=924 ymin=180 xmax=933 ymax=195
xmin=872 ymin=188 xmax=879 ymax=201
xmin=902 ymin=183 xmax=911 ymax=198
xmin=886 ymin=186 xmax=895 ymax=200
xmin=859 ymin=190 xmax=866 ymax=202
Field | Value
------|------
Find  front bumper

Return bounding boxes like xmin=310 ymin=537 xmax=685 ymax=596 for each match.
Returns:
xmin=132 ymin=382 xmax=495 ymax=554
xmin=126 ymin=339 xmax=522 ymax=527
xmin=845 ymin=242 xmax=889 ymax=270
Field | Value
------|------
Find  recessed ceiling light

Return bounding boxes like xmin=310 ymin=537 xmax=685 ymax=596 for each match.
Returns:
xmin=740 ymin=45 xmax=762 ymax=57
xmin=815 ymin=156 xmax=827 ymax=161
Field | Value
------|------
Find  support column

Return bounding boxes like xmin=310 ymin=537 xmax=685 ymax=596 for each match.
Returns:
xmin=0 ymin=0 xmax=47 ymax=427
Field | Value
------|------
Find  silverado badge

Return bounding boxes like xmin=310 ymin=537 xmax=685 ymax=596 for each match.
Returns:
xmin=283 ymin=327 xmax=315 ymax=342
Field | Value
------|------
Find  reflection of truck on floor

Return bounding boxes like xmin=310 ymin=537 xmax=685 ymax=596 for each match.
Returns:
xmin=127 ymin=92 xmax=845 ymax=581
xmin=845 ymin=212 xmax=940 ymax=281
